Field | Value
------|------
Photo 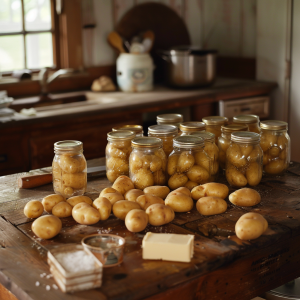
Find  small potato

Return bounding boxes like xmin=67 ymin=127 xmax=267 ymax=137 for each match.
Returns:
xmin=260 ymin=133 xmax=277 ymax=152
xmin=165 ymin=193 xmax=193 ymax=212
xmin=167 ymin=187 xmax=191 ymax=198
xmin=218 ymin=150 xmax=227 ymax=170
xmin=269 ymin=146 xmax=280 ymax=158
xmin=62 ymin=172 xmax=86 ymax=189
xmin=129 ymin=153 xmax=143 ymax=173
xmin=24 ymin=200 xmax=44 ymax=219
xmin=125 ymin=209 xmax=148 ymax=232
xmin=113 ymin=200 xmax=141 ymax=220
xmin=168 ymin=173 xmax=189 ymax=190
xmin=204 ymin=142 xmax=219 ymax=161
xmin=196 ymin=197 xmax=227 ymax=215
xmin=52 ymin=161 xmax=62 ymax=178
xmin=67 ymin=195 xmax=93 ymax=207
xmin=235 ymin=212 xmax=268 ymax=240
xmin=106 ymin=143 xmax=127 ymax=159
xmin=167 ymin=154 xmax=180 ymax=176
xmin=264 ymin=159 xmax=286 ymax=175
xmin=248 ymin=147 xmax=263 ymax=163
xmin=133 ymin=168 xmax=154 ymax=190
xmin=93 ymin=197 xmax=112 ymax=220
xmin=63 ymin=187 xmax=74 ymax=198
xmin=99 ymin=187 xmax=117 ymax=198
xmin=194 ymin=151 xmax=210 ymax=171
xmin=124 ymin=189 xmax=144 ymax=202
xmin=106 ymin=157 xmax=129 ymax=174
xmin=143 ymin=186 xmax=170 ymax=199
xmin=59 ymin=154 xmax=86 ymax=174
xmin=263 ymin=151 xmax=271 ymax=166
xmin=32 ymin=215 xmax=62 ymax=239
xmin=227 ymin=144 xmax=247 ymax=168
xmin=177 ymin=151 xmax=195 ymax=173
xmin=191 ymin=183 xmax=229 ymax=200
xmin=187 ymin=165 xmax=210 ymax=184
xmin=112 ymin=175 xmax=135 ymax=195
xmin=153 ymin=169 xmax=167 ymax=185
xmin=72 ymin=202 xmax=101 ymax=225
xmin=150 ymin=155 xmax=163 ymax=173
xmin=239 ymin=144 xmax=253 ymax=157
xmin=277 ymin=135 xmax=288 ymax=150
xmin=184 ymin=181 xmax=198 ymax=191
xmin=136 ymin=194 xmax=164 ymax=210
xmin=145 ymin=204 xmax=174 ymax=226
xmin=218 ymin=138 xmax=230 ymax=153
xmin=52 ymin=202 xmax=72 ymax=218
xmin=42 ymin=194 xmax=65 ymax=213
xmin=246 ymin=162 xmax=262 ymax=186
xmin=106 ymin=170 xmax=119 ymax=183
xmin=104 ymin=192 xmax=124 ymax=205
xmin=226 ymin=165 xmax=247 ymax=187
xmin=229 ymin=188 xmax=261 ymax=207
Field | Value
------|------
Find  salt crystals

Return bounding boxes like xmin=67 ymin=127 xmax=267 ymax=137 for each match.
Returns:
xmin=35 ymin=281 xmax=40 ymax=286
xmin=46 ymin=285 xmax=51 ymax=291
xmin=52 ymin=284 xmax=58 ymax=290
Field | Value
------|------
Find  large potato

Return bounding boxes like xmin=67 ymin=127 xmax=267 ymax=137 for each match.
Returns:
xmin=93 ymin=197 xmax=112 ymax=220
xmin=184 ymin=181 xmax=198 ymax=191
xmin=167 ymin=187 xmax=191 ymax=198
xmin=177 ymin=151 xmax=195 ymax=173
xmin=62 ymin=172 xmax=86 ymax=189
xmin=52 ymin=202 xmax=73 ymax=218
xmin=129 ymin=153 xmax=143 ymax=173
xmin=67 ymin=195 xmax=93 ymax=207
xmin=226 ymin=165 xmax=247 ymax=187
xmin=112 ymin=175 xmax=134 ymax=195
xmin=154 ymin=149 xmax=167 ymax=171
xmin=194 ymin=151 xmax=210 ymax=171
xmin=246 ymin=162 xmax=262 ymax=186
xmin=125 ymin=209 xmax=148 ymax=232
xmin=235 ymin=212 xmax=268 ymax=240
xmin=264 ymin=159 xmax=286 ymax=175
xmin=227 ymin=144 xmax=247 ymax=168
xmin=191 ymin=183 xmax=229 ymax=200
xmin=186 ymin=165 xmax=210 ymax=184
xmin=59 ymin=154 xmax=86 ymax=174
xmin=24 ymin=200 xmax=44 ymax=219
xmin=165 ymin=193 xmax=193 ymax=212
xmin=99 ymin=187 xmax=117 ymax=198
xmin=229 ymin=188 xmax=261 ymax=207
xmin=167 ymin=154 xmax=180 ymax=176
xmin=124 ymin=189 xmax=144 ymax=202
xmin=145 ymin=204 xmax=175 ymax=226
xmin=136 ymin=194 xmax=164 ymax=210
xmin=143 ymin=186 xmax=170 ymax=199
xmin=103 ymin=192 xmax=124 ymax=205
xmin=133 ymin=168 xmax=154 ymax=190
xmin=113 ymin=200 xmax=141 ymax=220
xmin=196 ymin=197 xmax=227 ymax=215
xmin=42 ymin=194 xmax=65 ymax=213
xmin=32 ymin=215 xmax=62 ymax=239
xmin=72 ymin=202 xmax=101 ymax=225
xmin=168 ymin=173 xmax=189 ymax=190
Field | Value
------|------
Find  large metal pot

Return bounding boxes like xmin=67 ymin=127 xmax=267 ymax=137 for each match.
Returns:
xmin=159 ymin=47 xmax=217 ymax=88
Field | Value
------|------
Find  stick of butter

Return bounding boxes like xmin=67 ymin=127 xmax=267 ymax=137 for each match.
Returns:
xmin=142 ymin=232 xmax=194 ymax=262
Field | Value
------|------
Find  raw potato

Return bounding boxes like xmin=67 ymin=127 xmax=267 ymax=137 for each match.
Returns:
xmin=106 ymin=143 xmax=127 ymax=159
xmin=239 ymin=144 xmax=253 ymax=157
xmin=167 ymin=154 xmax=179 ymax=176
xmin=62 ymin=172 xmax=87 ymax=189
xmin=104 ymin=192 xmax=124 ymax=205
xmin=72 ymin=202 xmax=101 ymax=225
xmin=167 ymin=187 xmax=191 ymax=198
xmin=113 ymin=200 xmax=141 ymax=220
xmin=124 ymin=189 xmax=144 ymax=202
xmin=42 ymin=194 xmax=65 ymax=213
xmin=186 ymin=165 xmax=210 ymax=183
xmin=133 ymin=168 xmax=154 ymax=190
xmin=191 ymin=183 xmax=229 ymax=200
xmin=229 ymin=188 xmax=261 ymax=207
xmin=227 ymin=144 xmax=247 ymax=168
xmin=59 ymin=154 xmax=86 ymax=174
xmin=112 ymin=175 xmax=134 ymax=195
xmin=264 ymin=159 xmax=286 ymax=175
xmin=168 ymin=173 xmax=189 ymax=190
xmin=67 ymin=195 xmax=93 ymax=207
xmin=235 ymin=212 xmax=268 ymax=240
xmin=136 ymin=194 xmax=164 ymax=210
xmin=32 ymin=215 xmax=62 ymax=239
xmin=143 ymin=186 xmax=170 ymax=199
xmin=106 ymin=170 xmax=119 ymax=183
xmin=24 ymin=200 xmax=44 ymax=219
xmin=194 ymin=151 xmax=210 ymax=171
xmin=100 ymin=187 xmax=117 ymax=198
xmin=145 ymin=204 xmax=175 ymax=226
xmin=260 ymin=133 xmax=277 ymax=152
xmin=63 ymin=187 xmax=74 ymax=198
xmin=246 ymin=162 xmax=262 ymax=186
xmin=52 ymin=202 xmax=72 ymax=218
xmin=177 ymin=151 xmax=194 ymax=173
xmin=226 ymin=165 xmax=247 ymax=187
xmin=93 ymin=197 xmax=112 ymax=220
xmin=165 ymin=193 xmax=193 ymax=212
xmin=185 ymin=181 xmax=198 ymax=191
xmin=196 ymin=197 xmax=227 ymax=215
xmin=125 ymin=209 xmax=148 ymax=232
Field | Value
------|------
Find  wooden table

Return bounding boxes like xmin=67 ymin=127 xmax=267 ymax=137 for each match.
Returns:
xmin=1 ymin=158 xmax=300 ymax=300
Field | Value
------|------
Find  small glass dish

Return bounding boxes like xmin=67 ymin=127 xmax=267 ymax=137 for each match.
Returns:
xmin=81 ymin=234 xmax=126 ymax=268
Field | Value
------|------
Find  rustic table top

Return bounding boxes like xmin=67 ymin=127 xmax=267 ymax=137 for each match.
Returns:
xmin=1 ymin=158 xmax=300 ymax=300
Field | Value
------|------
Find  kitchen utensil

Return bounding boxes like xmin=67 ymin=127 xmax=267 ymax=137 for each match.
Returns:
xmin=18 ymin=165 xmax=106 ymax=189
xmin=142 ymin=30 xmax=155 ymax=53
xmin=107 ymin=31 xmax=126 ymax=53
xmin=130 ymin=42 xmax=145 ymax=54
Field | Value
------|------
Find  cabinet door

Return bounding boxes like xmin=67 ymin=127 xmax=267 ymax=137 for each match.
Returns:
xmin=191 ymin=103 xmax=217 ymax=121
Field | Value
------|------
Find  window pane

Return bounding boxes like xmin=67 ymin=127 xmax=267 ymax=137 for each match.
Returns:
xmin=24 ymin=0 xmax=51 ymax=31
xmin=0 ymin=0 xmax=22 ymax=33
xmin=0 ymin=35 xmax=24 ymax=71
xmin=26 ymin=32 xmax=53 ymax=68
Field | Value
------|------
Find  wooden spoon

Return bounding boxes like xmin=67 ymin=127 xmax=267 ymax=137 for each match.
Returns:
xmin=107 ymin=31 xmax=126 ymax=53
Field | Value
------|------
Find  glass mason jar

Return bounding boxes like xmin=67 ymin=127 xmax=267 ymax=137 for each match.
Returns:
xmin=202 ymin=116 xmax=228 ymax=144
xmin=233 ymin=114 xmax=261 ymax=133
xmin=156 ymin=113 xmax=183 ymax=128
xmin=106 ymin=130 xmax=136 ymax=183
xmin=148 ymin=124 xmax=178 ymax=157
xmin=225 ymin=132 xmax=263 ymax=187
xmin=180 ymin=122 xmax=206 ymax=136
xmin=129 ymin=137 xmax=167 ymax=189
xmin=218 ymin=124 xmax=248 ymax=170
xmin=52 ymin=140 xmax=87 ymax=198
xmin=167 ymin=136 xmax=211 ymax=190
xmin=112 ymin=125 xmax=143 ymax=137
xmin=260 ymin=120 xmax=290 ymax=175
xmin=190 ymin=131 xmax=219 ymax=181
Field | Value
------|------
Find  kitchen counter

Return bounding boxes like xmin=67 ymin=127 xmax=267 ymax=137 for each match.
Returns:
xmin=0 ymin=159 xmax=300 ymax=300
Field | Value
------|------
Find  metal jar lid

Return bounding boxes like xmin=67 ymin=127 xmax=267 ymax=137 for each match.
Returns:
xmin=221 ymin=124 xmax=248 ymax=133
xmin=190 ymin=131 xmax=215 ymax=142
xmin=173 ymin=135 xmax=204 ymax=148
xmin=180 ymin=122 xmax=206 ymax=132
xmin=260 ymin=120 xmax=288 ymax=130
xmin=231 ymin=131 xmax=260 ymax=143
xmin=54 ymin=140 xmax=83 ymax=151
xmin=132 ymin=137 xmax=162 ymax=148
xmin=156 ymin=114 xmax=183 ymax=124
xmin=148 ymin=125 xmax=178 ymax=136
xmin=233 ymin=114 xmax=260 ymax=124
xmin=112 ymin=125 xmax=143 ymax=134
xmin=107 ymin=130 xmax=136 ymax=141
xmin=202 ymin=116 xmax=228 ymax=125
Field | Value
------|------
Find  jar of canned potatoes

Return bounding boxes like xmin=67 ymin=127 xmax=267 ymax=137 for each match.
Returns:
xmin=148 ymin=125 xmax=178 ymax=157
xmin=190 ymin=131 xmax=219 ymax=181
xmin=202 ymin=116 xmax=228 ymax=143
xmin=260 ymin=120 xmax=290 ymax=175
xmin=112 ymin=125 xmax=143 ymax=137
xmin=218 ymin=124 xmax=248 ymax=170
xmin=226 ymin=132 xmax=263 ymax=187
xmin=156 ymin=114 xmax=183 ymax=128
xmin=180 ymin=122 xmax=206 ymax=136
xmin=52 ymin=140 xmax=87 ymax=198
xmin=167 ymin=136 xmax=211 ymax=190
xmin=129 ymin=137 xmax=167 ymax=189
xmin=106 ymin=130 xmax=136 ymax=183
xmin=233 ymin=114 xmax=261 ymax=133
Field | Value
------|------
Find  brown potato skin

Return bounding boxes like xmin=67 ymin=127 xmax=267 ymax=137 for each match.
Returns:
xmin=191 ymin=183 xmax=229 ymax=200
xmin=113 ymin=200 xmax=141 ymax=220
xmin=165 ymin=193 xmax=193 ymax=212
xmin=112 ymin=175 xmax=135 ymax=195
xmin=24 ymin=200 xmax=44 ymax=219
xmin=32 ymin=215 xmax=62 ymax=239
xmin=184 ymin=181 xmax=198 ymax=191
xmin=66 ymin=195 xmax=93 ymax=207
xmin=226 ymin=165 xmax=247 ymax=187
xmin=229 ymin=188 xmax=261 ymax=207
xmin=72 ymin=202 xmax=101 ymax=225
xmin=103 ymin=192 xmax=124 ymax=205
xmin=42 ymin=194 xmax=65 ymax=213
xmin=143 ymin=186 xmax=170 ymax=200
xmin=125 ymin=209 xmax=148 ymax=232
xmin=196 ymin=197 xmax=227 ymax=215
xmin=52 ymin=202 xmax=73 ymax=218
xmin=124 ymin=189 xmax=144 ymax=202
xmin=168 ymin=173 xmax=189 ymax=190
xmin=99 ymin=187 xmax=117 ymax=198
xmin=136 ymin=194 xmax=164 ymax=210
xmin=166 ymin=187 xmax=191 ymax=199
xmin=93 ymin=197 xmax=112 ymax=220
xmin=145 ymin=204 xmax=175 ymax=226
xmin=246 ymin=162 xmax=262 ymax=186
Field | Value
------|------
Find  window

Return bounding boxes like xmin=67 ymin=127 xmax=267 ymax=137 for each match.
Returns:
xmin=0 ymin=0 xmax=54 ymax=72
